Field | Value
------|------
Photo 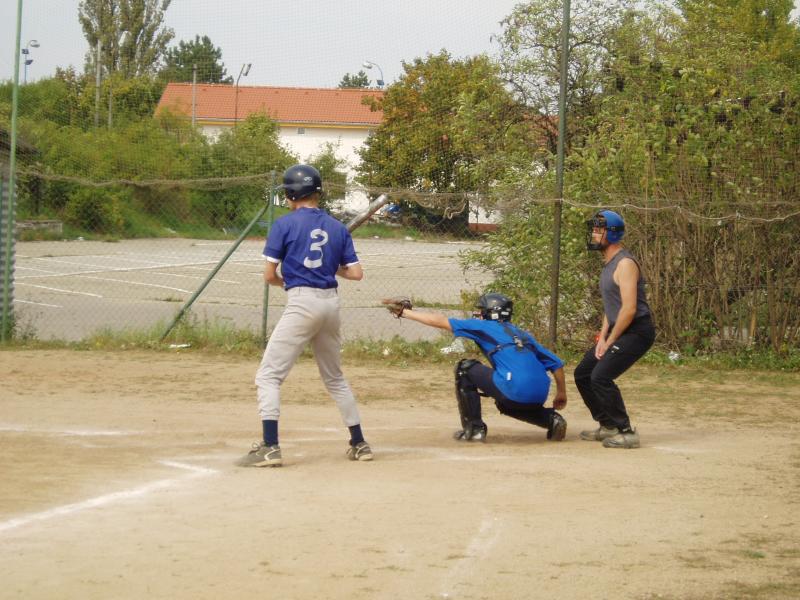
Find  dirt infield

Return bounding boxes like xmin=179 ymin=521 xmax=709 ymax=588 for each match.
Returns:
xmin=1 ymin=349 xmax=799 ymax=600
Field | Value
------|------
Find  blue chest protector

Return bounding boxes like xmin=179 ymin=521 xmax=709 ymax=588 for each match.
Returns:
xmin=448 ymin=318 xmax=564 ymax=404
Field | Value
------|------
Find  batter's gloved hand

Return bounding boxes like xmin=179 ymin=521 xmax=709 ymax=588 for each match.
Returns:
xmin=381 ymin=296 xmax=412 ymax=318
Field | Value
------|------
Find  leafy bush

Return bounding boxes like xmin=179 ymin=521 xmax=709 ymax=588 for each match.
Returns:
xmin=63 ymin=187 xmax=126 ymax=234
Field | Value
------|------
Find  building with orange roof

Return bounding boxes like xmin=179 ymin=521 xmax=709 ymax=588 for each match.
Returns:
xmin=156 ymin=83 xmax=384 ymax=210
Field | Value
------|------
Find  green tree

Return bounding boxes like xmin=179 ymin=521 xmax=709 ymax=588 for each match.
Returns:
xmin=678 ymin=0 xmax=800 ymax=68
xmin=463 ymin=0 xmax=800 ymax=349
xmin=306 ymin=142 xmax=348 ymax=212
xmin=566 ymin=0 xmax=800 ymax=350
xmin=338 ymin=70 xmax=370 ymax=88
xmin=78 ymin=0 xmax=174 ymax=77
xmin=161 ymin=35 xmax=233 ymax=83
xmin=358 ymin=52 xmax=527 ymax=196
xmin=357 ymin=51 xmax=534 ymax=231
xmin=495 ymin=0 xmax=635 ymax=153
xmin=206 ymin=113 xmax=297 ymax=228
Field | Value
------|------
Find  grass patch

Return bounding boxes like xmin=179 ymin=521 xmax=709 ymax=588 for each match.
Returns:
xmin=342 ymin=334 xmax=477 ymax=366
xmin=3 ymin=316 xmax=800 ymax=376
xmin=350 ymin=222 xmax=422 ymax=239
xmin=740 ymin=550 xmax=767 ymax=559
xmin=641 ymin=347 xmax=800 ymax=372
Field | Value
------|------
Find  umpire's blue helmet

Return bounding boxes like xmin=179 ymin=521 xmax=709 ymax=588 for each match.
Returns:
xmin=586 ymin=209 xmax=625 ymax=250
xmin=281 ymin=164 xmax=322 ymax=201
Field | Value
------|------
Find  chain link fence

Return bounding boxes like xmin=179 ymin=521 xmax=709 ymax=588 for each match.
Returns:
xmin=2 ymin=0 xmax=799 ymax=352
xmin=9 ymin=196 xmax=493 ymax=342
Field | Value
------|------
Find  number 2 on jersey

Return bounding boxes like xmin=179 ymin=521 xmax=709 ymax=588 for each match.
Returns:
xmin=303 ymin=228 xmax=329 ymax=269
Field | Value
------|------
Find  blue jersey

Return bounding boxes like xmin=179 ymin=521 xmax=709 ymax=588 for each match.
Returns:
xmin=448 ymin=318 xmax=564 ymax=404
xmin=263 ymin=207 xmax=359 ymax=290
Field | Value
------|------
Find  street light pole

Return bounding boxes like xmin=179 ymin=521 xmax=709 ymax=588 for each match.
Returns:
xmin=21 ymin=39 xmax=39 ymax=84
xmin=361 ymin=60 xmax=384 ymax=88
xmin=233 ymin=62 xmax=251 ymax=128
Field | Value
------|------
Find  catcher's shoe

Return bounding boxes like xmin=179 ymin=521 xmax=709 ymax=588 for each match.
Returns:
xmin=346 ymin=441 xmax=373 ymax=461
xmin=453 ymin=426 xmax=487 ymax=442
xmin=602 ymin=429 xmax=640 ymax=449
xmin=237 ymin=442 xmax=282 ymax=467
xmin=547 ymin=413 xmax=567 ymax=441
xmin=579 ymin=425 xmax=619 ymax=441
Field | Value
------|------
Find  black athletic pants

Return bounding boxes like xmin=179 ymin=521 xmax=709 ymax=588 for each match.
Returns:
xmin=573 ymin=315 xmax=655 ymax=431
xmin=462 ymin=362 xmax=553 ymax=429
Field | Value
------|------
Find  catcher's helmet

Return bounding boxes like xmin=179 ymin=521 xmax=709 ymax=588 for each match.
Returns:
xmin=586 ymin=209 xmax=625 ymax=250
xmin=281 ymin=164 xmax=322 ymax=201
xmin=476 ymin=293 xmax=513 ymax=322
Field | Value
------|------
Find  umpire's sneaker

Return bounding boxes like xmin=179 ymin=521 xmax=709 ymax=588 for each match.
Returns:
xmin=237 ymin=442 xmax=282 ymax=467
xmin=346 ymin=441 xmax=373 ymax=461
xmin=602 ymin=429 xmax=640 ymax=449
xmin=579 ymin=425 xmax=619 ymax=441
xmin=547 ymin=412 xmax=567 ymax=441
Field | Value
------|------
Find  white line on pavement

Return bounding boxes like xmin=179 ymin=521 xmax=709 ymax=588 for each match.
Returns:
xmin=16 ymin=282 xmax=103 ymax=298
xmin=13 ymin=299 xmax=62 ymax=308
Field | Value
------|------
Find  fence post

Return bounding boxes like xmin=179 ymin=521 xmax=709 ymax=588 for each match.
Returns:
xmin=0 ymin=177 xmax=14 ymax=342
xmin=2 ymin=0 xmax=24 ymax=343
xmin=261 ymin=174 xmax=277 ymax=348
xmin=159 ymin=200 xmax=271 ymax=342
xmin=549 ymin=0 xmax=571 ymax=349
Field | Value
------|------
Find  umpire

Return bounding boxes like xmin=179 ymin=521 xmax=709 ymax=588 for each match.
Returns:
xmin=575 ymin=210 xmax=655 ymax=449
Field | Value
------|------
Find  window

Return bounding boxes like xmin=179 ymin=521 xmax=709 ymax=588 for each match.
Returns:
xmin=297 ymin=127 xmax=305 ymax=135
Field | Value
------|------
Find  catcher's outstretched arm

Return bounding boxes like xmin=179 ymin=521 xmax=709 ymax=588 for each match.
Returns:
xmin=401 ymin=309 xmax=453 ymax=331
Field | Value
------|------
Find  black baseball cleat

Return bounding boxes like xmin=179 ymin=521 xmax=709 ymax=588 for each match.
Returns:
xmin=453 ymin=426 xmax=487 ymax=442
xmin=547 ymin=413 xmax=567 ymax=441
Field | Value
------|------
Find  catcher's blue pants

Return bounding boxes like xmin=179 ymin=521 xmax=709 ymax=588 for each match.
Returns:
xmin=461 ymin=362 xmax=553 ymax=429
xmin=574 ymin=315 xmax=655 ymax=431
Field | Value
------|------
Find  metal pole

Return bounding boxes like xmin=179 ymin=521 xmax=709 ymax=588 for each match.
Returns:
xmin=548 ymin=0 xmax=571 ymax=348
xmin=2 ymin=0 xmax=24 ymax=342
xmin=191 ymin=63 xmax=197 ymax=129
xmin=160 ymin=200 xmax=271 ymax=342
xmin=107 ymin=80 xmax=113 ymax=129
xmin=94 ymin=40 xmax=102 ymax=128
xmin=260 ymin=174 xmax=277 ymax=348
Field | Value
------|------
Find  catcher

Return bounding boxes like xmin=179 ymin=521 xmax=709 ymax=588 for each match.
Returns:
xmin=382 ymin=293 xmax=568 ymax=442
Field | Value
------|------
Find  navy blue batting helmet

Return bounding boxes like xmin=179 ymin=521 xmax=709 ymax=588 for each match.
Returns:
xmin=281 ymin=164 xmax=322 ymax=201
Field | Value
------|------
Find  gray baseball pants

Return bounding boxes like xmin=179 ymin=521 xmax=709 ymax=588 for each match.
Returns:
xmin=255 ymin=286 xmax=361 ymax=426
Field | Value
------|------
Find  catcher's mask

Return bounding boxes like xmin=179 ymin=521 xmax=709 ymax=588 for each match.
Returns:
xmin=475 ymin=293 xmax=513 ymax=322
xmin=586 ymin=209 xmax=625 ymax=251
xmin=281 ymin=164 xmax=322 ymax=201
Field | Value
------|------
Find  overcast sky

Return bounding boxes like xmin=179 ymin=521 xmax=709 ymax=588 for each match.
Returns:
xmin=1 ymin=0 xmax=526 ymax=87
xmin=3 ymin=1 xmax=799 ymax=88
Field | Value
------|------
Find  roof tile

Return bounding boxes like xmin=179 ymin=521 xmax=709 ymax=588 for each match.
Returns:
xmin=156 ymin=83 xmax=384 ymax=126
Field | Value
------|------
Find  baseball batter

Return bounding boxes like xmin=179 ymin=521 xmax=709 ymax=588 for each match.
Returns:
xmin=238 ymin=164 xmax=372 ymax=467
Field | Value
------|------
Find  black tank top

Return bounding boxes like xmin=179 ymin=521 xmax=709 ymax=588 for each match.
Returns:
xmin=600 ymin=249 xmax=651 ymax=323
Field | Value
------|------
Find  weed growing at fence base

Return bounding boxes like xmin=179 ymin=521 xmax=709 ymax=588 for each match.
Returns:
xmin=3 ymin=315 xmax=800 ymax=373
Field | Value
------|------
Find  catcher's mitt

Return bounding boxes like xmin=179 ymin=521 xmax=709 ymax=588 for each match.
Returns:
xmin=381 ymin=296 xmax=412 ymax=318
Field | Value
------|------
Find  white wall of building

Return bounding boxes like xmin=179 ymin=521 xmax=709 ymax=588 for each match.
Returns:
xmin=199 ymin=123 xmax=374 ymax=212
